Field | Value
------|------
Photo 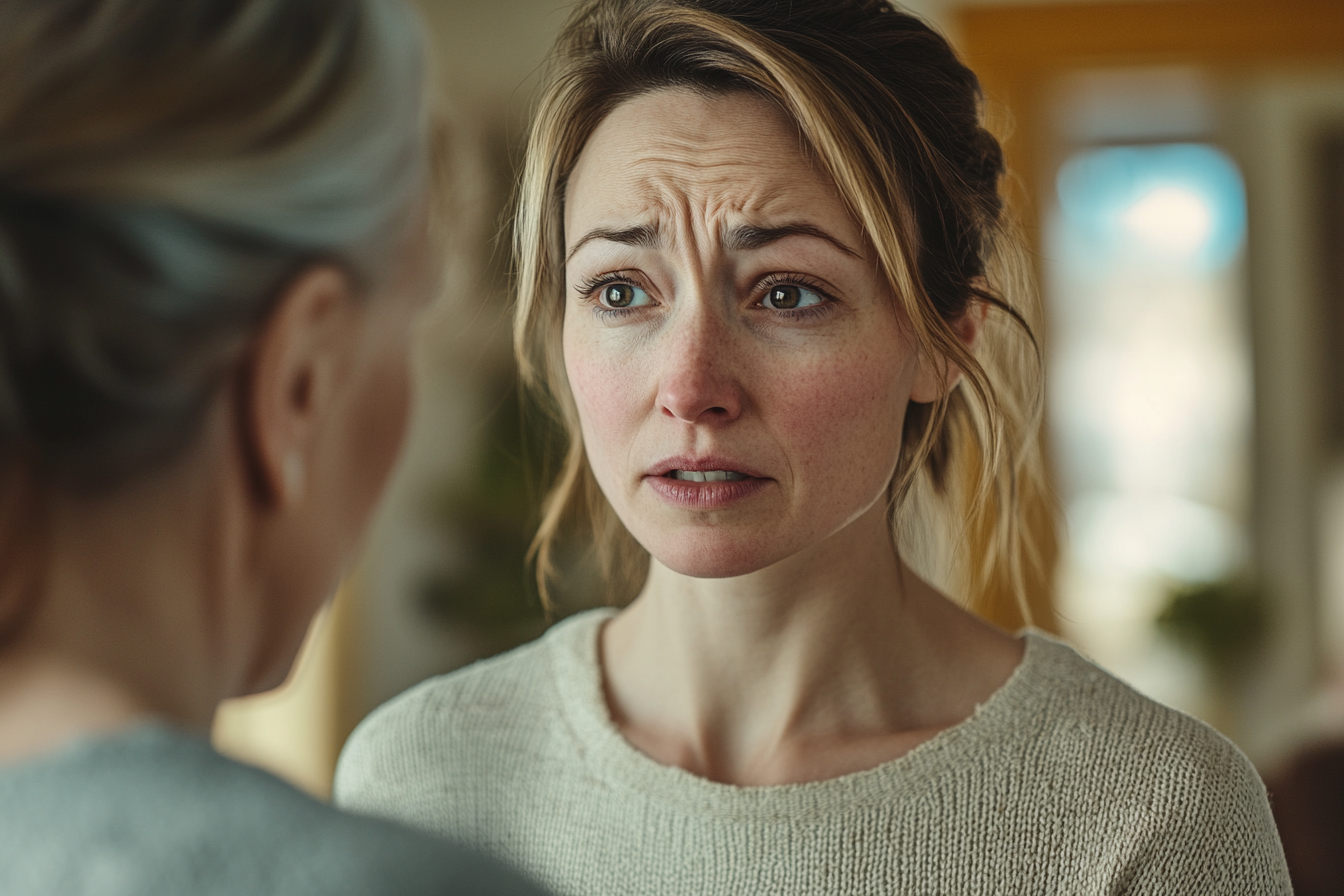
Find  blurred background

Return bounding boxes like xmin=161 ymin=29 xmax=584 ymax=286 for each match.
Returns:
xmin=211 ymin=0 xmax=1343 ymax=886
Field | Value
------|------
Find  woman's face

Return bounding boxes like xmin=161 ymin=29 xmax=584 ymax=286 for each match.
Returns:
xmin=563 ymin=88 xmax=931 ymax=579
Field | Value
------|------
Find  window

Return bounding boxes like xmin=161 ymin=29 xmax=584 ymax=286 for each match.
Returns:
xmin=1048 ymin=142 xmax=1251 ymax=713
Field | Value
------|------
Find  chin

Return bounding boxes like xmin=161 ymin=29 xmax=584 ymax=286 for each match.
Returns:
xmin=242 ymin=674 xmax=286 ymax=699
xmin=237 ymin=614 xmax=317 ymax=698
xmin=644 ymin=530 xmax=795 ymax=579
xmin=238 ymin=656 xmax=297 ymax=698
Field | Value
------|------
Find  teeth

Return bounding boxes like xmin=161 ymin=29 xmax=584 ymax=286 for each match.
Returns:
xmin=670 ymin=470 xmax=747 ymax=482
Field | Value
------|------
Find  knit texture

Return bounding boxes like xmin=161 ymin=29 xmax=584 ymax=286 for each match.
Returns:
xmin=0 ymin=724 xmax=545 ymax=896
xmin=336 ymin=609 xmax=1292 ymax=895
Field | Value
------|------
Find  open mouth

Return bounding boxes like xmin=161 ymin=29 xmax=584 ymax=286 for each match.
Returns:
xmin=646 ymin=462 xmax=767 ymax=508
xmin=663 ymin=470 xmax=749 ymax=482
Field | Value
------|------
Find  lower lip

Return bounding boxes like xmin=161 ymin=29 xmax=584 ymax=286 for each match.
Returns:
xmin=644 ymin=475 xmax=771 ymax=509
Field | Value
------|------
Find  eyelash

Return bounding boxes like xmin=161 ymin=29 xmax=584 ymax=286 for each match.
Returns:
xmin=755 ymin=273 xmax=837 ymax=321
xmin=572 ymin=271 xmax=838 ymax=321
xmin=574 ymin=271 xmax=648 ymax=321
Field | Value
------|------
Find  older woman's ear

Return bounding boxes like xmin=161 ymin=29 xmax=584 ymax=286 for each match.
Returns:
xmin=241 ymin=266 xmax=358 ymax=509
xmin=909 ymin=295 xmax=989 ymax=404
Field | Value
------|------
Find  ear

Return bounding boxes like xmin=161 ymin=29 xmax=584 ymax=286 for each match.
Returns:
xmin=909 ymin=296 xmax=989 ymax=404
xmin=239 ymin=266 xmax=357 ymax=508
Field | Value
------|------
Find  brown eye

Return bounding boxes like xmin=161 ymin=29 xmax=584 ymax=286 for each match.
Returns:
xmin=600 ymin=282 xmax=649 ymax=308
xmin=762 ymin=283 xmax=823 ymax=311
xmin=768 ymin=285 xmax=801 ymax=309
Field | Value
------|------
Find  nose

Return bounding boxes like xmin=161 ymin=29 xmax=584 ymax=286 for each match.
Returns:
xmin=655 ymin=299 xmax=743 ymax=425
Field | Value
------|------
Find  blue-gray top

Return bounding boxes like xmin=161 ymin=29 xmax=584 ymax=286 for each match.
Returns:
xmin=0 ymin=724 xmax=545 ymax=896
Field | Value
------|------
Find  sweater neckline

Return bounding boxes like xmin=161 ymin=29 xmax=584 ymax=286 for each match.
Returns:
xmin=546 ymin=607 xmax=1066 ymax=817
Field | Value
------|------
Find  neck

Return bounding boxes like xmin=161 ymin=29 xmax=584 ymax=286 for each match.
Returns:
xmin=601 ymin=502 xmax=1022 ymax=785
xmin=0 ymin=646 xmax=159 ymax=766
xmin=0 ymin=444 xmax=256 ymax=767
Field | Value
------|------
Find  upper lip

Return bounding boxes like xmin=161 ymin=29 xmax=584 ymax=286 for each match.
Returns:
xmin=646 ymin=455 xmax=769 ymax=479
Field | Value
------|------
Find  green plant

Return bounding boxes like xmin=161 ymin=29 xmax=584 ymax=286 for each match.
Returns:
xmin=1155 ymin=578 xmax=1267 ymax=680
xmin=418 ymin=372 xmax=601 ymax=655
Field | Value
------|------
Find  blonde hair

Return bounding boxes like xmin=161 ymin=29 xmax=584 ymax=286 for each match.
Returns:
xmin=516 ymin=0 xmax=1054 ymax=626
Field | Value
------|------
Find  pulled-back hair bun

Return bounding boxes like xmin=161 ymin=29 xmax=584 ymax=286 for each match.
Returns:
xmin=0 ymin=0 xmax=428 ymax=487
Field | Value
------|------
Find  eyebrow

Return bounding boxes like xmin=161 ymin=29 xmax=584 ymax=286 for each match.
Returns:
xmin=722 ymin=223 xmax=860 ymax=258
xmin=565 ymin=225 xmax=660 ymax=264
xmin=564 ymin=221 xmax=859 ymax=263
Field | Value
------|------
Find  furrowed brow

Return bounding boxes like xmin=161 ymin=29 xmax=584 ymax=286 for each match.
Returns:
xmin=565 ymin=224 xmax=661 ymax=264
xmin=722 ymin=223 xmax=860 ymax=258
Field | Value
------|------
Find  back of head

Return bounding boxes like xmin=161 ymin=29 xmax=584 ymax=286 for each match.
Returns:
xmin=0 ymin=0 xmax=428 ymax=636
xmin=516 ymin=0 xmax=1052 ymax=623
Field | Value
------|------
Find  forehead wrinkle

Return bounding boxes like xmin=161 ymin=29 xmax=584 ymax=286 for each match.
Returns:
xmin=619 ymin=130 xmax=804 ymax=199
xmin=619 ymin=121 xmax=780 ymax=173
xmin=582 ymin=180 xmax=764 ymax=261
xmin=642 ymin=174 xmax=820 ymax=254
xmin=567 ymin=97 xmax=851 ymax=261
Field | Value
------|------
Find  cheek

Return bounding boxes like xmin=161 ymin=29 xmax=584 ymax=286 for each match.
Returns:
xmin=769 ymin=339 xmax=913 ymax=498
xmin=339 ymin=320 xmax=414 ymax=524
xmin=563 ymin=324 xmax=644 ymax=473
xmin=365 ymin=323 xmax=415 ymax=476
xmin=355 ymin=356 xmax=411 ymax=485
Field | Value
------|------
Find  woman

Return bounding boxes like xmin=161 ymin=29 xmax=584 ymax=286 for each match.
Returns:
xmin=0 ymin=1 xmax=541 ymax=893
xmin=336 ymin=0 xmax=1291 ymax=892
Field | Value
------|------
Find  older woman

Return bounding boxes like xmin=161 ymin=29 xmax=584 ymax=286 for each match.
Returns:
xmin=0 ymin=1 xmax=541 ymax=893
xmin=336 ymin=0 xmax=1291 ymax=892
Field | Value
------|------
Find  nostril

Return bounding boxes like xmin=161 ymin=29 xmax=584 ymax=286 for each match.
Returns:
xmin=656 ymin=371 xmax=742 ymax=423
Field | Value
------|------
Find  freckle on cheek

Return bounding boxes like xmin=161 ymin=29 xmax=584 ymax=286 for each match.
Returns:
xmin=783 ymin=360 xmax=901 ymax=446
xmin=569 ymin=357 xmax=637 ymax=460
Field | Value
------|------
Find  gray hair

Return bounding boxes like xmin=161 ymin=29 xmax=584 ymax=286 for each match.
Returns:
xmin=0 ymin=0 xmax=430 ymax=486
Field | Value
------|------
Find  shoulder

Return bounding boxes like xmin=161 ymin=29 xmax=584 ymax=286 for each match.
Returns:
xmin=218 ymin=754 xmax=543 ymax=896
xmin=347 ymin=629 xmax=555 ymax=748
xmin=996 ymin=633 xmax=1290 ymax=891
xmin=1012 ymin=633 xmax=1257 ymax=787
xmin=335 ymin=609 xmax=611 ymax=825
xmin=0 ymin=726 xmax=544 ymax=895
xmin=340 ymin=608 xmax=607 ymax=763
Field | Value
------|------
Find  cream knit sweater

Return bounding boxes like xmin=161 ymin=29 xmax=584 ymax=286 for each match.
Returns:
xmin=335 ymin=609 xmax=1291 ymax=895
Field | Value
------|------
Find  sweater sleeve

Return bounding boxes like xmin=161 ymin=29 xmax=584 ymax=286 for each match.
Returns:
xmin=1124 ymin=734 xmax=1291 ymax=895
